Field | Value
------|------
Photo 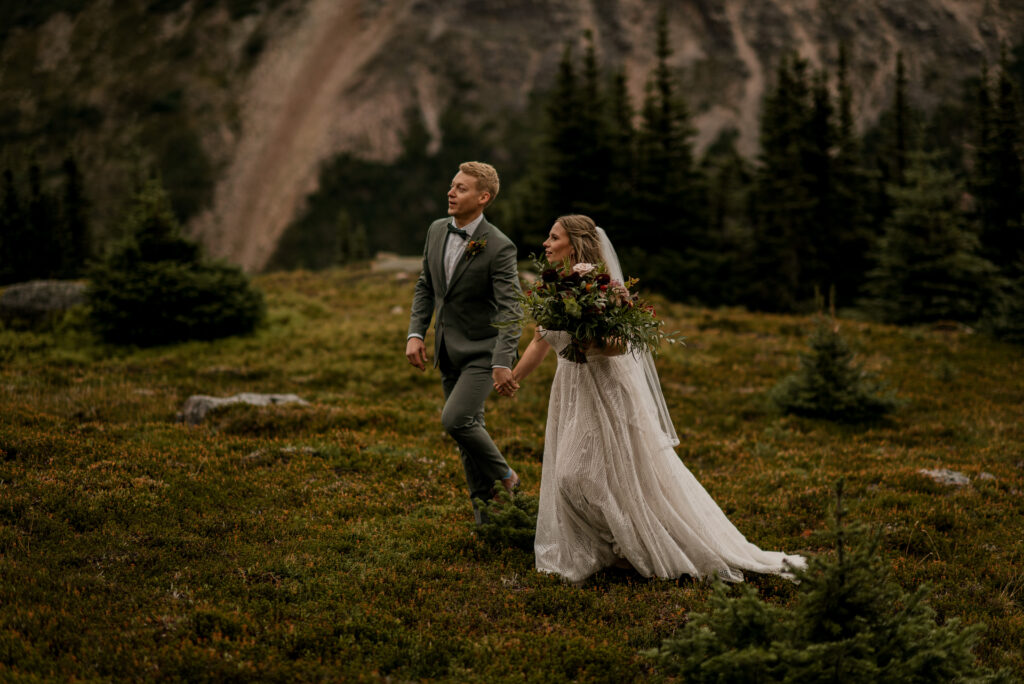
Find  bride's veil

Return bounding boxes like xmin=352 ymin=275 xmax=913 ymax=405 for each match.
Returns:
xmin=596 ymin=227 xmax=680 ymax=448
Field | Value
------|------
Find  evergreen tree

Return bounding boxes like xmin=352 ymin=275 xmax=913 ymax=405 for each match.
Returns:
xmin=829 ymin=43 xmax=876 ymax=305
xmin=647 ymin=482 xmax=1007 ymax=683
xmin=770 ymin=313 xmax=898 ymax=422
xmin=0 ymin=168 xmax=26 ymax=285
xmin=531 ymin=33 xmax=632 ymax=246
xmin=88 ymin=177 xmax=264 ymax=346
xmin=60 ymin=155 xmax=90 ymax=278
xmin=699 ymin=128 xmax=754 ymax=307
xmin=984 ymin=255 xmax=1024 ymax=345
xmin=804 ymin=70 xmax=837 ymax=298
xmin=604 ymin=68 xmax=636 ymax=233
xmin=347 ymin=219 xmax=369 ymax=262
xmin=987 ymin=254 xmax=1024 ymax=344
xmin=864 ymin=151 xmax=1000 ymax=324
xmin=573 ymin=31 xmax=613 ymax=221
xmin=632 ymin=5 xmax=705 ymax=300
xmin=972 ymin=61 xmax=997 ymax=234
xmin=863 ymin=52 xmax=918 ymax=249
xmin=747 ymin=53 xmax=816 ymax=311
xmin=26 ymin=161 xmax=59 ymax=280
xmin=543 ymin=43 xmax=586 ymax=220
xmin=974 ymin=55 xmax=1024 ymax=273
xmin=892 ymin=52 xmax=910 ymax=187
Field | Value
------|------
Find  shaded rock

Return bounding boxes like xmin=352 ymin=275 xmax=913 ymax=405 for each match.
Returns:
xmin=0 ymin=280 xmax=86 ymax=327
xmin=918 ymin=468 xmax=970 ymax=486
xmin=178 ymin=392 xmax=309 ymax=425
xmin=370 ymin=252 xmax=421 ymax=273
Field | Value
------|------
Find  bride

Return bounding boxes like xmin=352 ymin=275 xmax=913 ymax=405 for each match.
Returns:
xmin=506 ymin=215 xmax=805 ymax=584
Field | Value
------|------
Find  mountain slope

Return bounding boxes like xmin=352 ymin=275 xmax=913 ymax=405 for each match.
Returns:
xmin=2 ymin=0 xmax=1021 ymax=270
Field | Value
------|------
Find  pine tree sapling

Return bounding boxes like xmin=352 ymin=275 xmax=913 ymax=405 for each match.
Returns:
xmin=473 ymin=486 xmax=539 ymax=552
xmin=87 ymin=178 xmax=265 ymax=346
xmin=646 ymin=481 xmax=1008 ymax=683
xmin=770 ymin=315 xmax=898 ymax=422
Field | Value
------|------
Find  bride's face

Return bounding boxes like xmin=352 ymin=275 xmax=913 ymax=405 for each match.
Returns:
xmin=543 ymin=222 xmax=574 ymax=263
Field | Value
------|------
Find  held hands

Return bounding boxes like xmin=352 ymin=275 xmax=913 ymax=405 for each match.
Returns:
xmin=493 ymin=367 xmax=519 ymax=398
xmin=405 ymin=337 xmax=428 ymax=371
xmin=406 ymin=339 xmax=520 ymax=396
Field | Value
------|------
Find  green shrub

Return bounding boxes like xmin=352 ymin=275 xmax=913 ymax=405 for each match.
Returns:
xmin=87 ymin=178 xmax=264 ymax=346
xmin=473 ymin=486 xmax=539 ymax=552
xmin=646 ymin=482 xmax=1008 ymax=683
xmin=770 ymin=315 xmax=898 ymax=422
xmin=983 ymin=258 xmax=1024 ymax=345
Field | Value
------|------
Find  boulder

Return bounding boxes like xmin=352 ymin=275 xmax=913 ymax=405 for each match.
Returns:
xmin=370 ymin=252 xmax=422 ymax=273
xmin=0 ymin=280 xmax=86 ymax=327
xmin=918 ymin=468 xmax=970 ymax=487
xmin=178 ymin=392 xmax=309 ymax=425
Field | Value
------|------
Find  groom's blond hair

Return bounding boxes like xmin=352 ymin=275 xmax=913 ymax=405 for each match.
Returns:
xmin=459 ymin=161 xmax=500 ymax=207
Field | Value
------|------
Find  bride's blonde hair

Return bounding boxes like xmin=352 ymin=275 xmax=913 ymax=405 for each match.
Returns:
xmin=556 ymin=214 xmax=603 ymax=265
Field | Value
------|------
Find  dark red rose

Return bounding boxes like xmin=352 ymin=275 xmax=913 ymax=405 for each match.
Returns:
xmin=542 ymin=268 xmax=558 ymax=283
xmin=596 ymin=273 xmax=611 ymax=285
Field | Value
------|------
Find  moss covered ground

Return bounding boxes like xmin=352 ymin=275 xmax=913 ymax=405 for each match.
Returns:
xmin=1 ymin=266 xmax=1022 ymax=681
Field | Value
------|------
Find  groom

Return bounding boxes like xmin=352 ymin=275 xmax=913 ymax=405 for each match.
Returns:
xmin=405 ymin=161 xmax=523 ymax=524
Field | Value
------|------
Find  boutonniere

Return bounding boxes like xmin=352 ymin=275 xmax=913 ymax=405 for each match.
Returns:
xmin=465 ymin=238 xmax=487 ymax=257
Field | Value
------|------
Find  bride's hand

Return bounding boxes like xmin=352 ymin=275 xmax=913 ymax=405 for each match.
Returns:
xmin=582 ymin=338 xmax=625 ymax=357
xmin=600 ymin=337 xmax=626 ymax=356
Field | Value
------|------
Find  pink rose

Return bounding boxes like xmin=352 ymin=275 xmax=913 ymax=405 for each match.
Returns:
xmin=572 ymin=262 xmax=596 ymax=275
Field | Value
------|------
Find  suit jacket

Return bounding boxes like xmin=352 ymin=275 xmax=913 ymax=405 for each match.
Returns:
xmin=408 ymin=216 xmax=522 ymax=369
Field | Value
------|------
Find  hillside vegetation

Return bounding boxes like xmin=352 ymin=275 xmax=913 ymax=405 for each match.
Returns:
xmin=1 ymin=266 xmax=1022 ymax=680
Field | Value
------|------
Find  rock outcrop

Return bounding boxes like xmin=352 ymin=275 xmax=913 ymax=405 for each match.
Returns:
xmin=178 ymin=392 xmax=309 ymax=425
xmin=191 ymin=0 xmax=1024 ymax=271
xmin=0 ymin=280 xmax=86 ymax=327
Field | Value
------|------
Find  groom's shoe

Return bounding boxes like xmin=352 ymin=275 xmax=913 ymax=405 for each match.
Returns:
xmin=501 ymin=469 xmax=520 ymax=495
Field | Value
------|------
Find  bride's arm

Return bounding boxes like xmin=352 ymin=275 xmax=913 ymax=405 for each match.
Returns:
xmin=512 ymin=328 xmax=551 ymax=383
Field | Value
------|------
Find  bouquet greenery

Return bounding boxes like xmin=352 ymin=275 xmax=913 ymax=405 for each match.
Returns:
xmin=513 ymin=256 xmax=680 ymax=363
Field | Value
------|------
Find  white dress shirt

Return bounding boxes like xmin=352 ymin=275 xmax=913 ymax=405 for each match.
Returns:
xmin=444 ymin=213 xmax=483 ymax=284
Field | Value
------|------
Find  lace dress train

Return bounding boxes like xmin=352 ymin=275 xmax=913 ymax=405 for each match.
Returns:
xmin=534 ymin=331 xmax=805 ymax=584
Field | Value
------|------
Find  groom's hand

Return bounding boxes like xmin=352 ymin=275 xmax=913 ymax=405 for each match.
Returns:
xmin=493 ymin=367 xmax=518 ymax=396
xmin=406 ymin=337 xmax=428 ymax=371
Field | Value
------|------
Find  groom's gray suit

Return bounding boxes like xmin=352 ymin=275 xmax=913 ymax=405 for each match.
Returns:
xmin=408 ymin=215 xmax=522 ymax=516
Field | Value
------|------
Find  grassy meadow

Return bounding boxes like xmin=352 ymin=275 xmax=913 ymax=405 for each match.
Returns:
xmin=1 ymin=265 xmax=1023 ymax=681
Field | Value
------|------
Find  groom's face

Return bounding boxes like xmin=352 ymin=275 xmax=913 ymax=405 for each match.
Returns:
xmin=448 ymin=172 xmax=490 ymax=222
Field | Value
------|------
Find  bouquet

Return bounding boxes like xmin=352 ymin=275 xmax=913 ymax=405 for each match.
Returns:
xmin=513 ymin=256 xmax=680 ymax=363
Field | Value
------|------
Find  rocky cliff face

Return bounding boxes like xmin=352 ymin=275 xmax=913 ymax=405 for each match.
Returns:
xmin=4 ymin=0 xmax=1022 ymax=270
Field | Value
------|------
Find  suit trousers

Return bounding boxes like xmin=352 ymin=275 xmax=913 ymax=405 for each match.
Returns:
xmin=438 ymin=342 xmax=510 ymax=513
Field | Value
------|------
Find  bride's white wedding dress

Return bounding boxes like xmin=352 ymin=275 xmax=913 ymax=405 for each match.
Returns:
xmin=534 ymin=328 xmax=805 ymax=584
